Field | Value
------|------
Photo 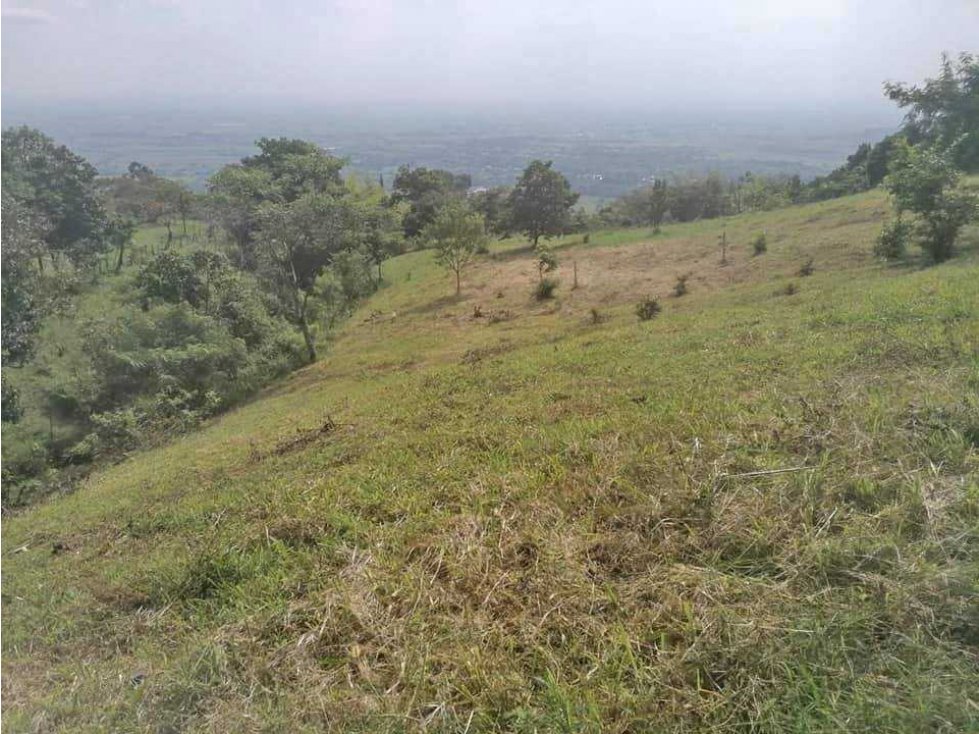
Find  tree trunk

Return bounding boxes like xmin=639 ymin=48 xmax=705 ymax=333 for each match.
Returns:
xmin=165 ymin=220 xmax=173 ymax=248
xmin=115 ymin=241 xmax=125 ymax=274
xmin=298 ymin=292 xmax=316 ymax=363
xmin=455 ymin=268 xmax=461 ymax=296
xmin=37 ymin=255 xmax=44 ymax=273
xmin=377 ymin=261 xmax=383 ymax=284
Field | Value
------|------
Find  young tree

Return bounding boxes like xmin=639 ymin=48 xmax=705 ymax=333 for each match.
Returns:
xmin=507 ymin=160 xmax=579 ymax=246
xmin=885 ymin=140 xmax=977 ymax=262
xmin=535 ymin=242 xmax=558 ymax=281
xmin=424 ymin=201 xmax=486 ymax=296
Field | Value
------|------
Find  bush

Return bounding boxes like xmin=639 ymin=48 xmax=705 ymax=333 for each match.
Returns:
xmin=778 ymin=282 xmax=799 ymax=296
xmin=635 ymin=296 xmax=661 ymax=321
xmin=752 ymin=232 xmax=768 ymax=255
xmin=672 ymin=273 xmax=690 ymax=297
xmin=798 ymin=257 xmax=814 ymax=277
xmin=534 ymin=277 xmax=559 ymax=300
xmin=874 ymin=218 xmax=911 ymax=260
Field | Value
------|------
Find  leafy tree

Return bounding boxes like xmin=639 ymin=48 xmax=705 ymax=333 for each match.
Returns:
xmin=391 ymin=165 xmax=471 ymax=238
xmin=255 ymin=194 xmax=361 ymax=362
xmin=1 ymin=191 xmax=46 ymax=366
xmin=470 ymin=186 xmax=512 ymax=237
xmin=106 ymin=216 xmax=137 ymax=274
xmin=885 ymin=52 xmax=979 ymax=171
xmin=1 ymin=126 xmax=108 ymax=267
xmin=424 ymin=201 xmax=486 ymax=296
xmin=207 ymin=165 xmax=276 ymax=268
xmin=884 ymin=140 xmax=977 ymax=262
xmin=508 ymin=160 xmax=579 ymax=246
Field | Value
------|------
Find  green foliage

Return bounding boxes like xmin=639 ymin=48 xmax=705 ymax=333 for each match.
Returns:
xmin=534 ymin=242 xmax=558 ymax=281
xmin=469 ymin=186 xmax=512 ymax=237
xmin=1 ymin=126 xmax=108 ymax=266
xmin=885 ymin=142 xmax=978 ymax=262
xmin=874 ymin=217 xmax=912 ymax=260
xmin=798 ymin=257 xmax=814 ymax=277
xmin=635 ymin=296 xmax=662 ymax=320
xmin=752 ymin=232 xmax=768 ymax=255
xmin=390 ymin=165 xmax=471 ymax=238
xmin=424 ymin=201 xmax=487 ymax=295
xmin=534 ymin=277 xmax=559 ymax=300
xmin=1 ymin=192 xmax=45 ymax=366
xmin=507 ymin=160 xmax=580 ymax=245
xmin=672 ymin=273 xmax=690 ymax=297
xmin=885 ymin=52 xmax=979 ymax=171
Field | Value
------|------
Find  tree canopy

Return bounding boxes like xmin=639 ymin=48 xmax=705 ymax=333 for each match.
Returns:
xmin=507 ymin=160 xmax=579 ymax=245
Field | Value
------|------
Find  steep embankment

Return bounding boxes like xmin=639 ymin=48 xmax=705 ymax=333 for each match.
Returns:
xmin=4 ymin=190 xmax=978 ymax=732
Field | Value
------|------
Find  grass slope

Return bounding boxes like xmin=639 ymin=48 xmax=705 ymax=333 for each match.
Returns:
xmin=3 ymin=190 xmax=978 ymax=732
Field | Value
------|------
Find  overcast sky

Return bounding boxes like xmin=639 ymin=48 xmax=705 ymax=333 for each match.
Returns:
xmin=2 ymin=0 xmax=977 ymax=114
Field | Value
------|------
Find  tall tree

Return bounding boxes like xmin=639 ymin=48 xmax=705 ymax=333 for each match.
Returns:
xmin=254 ymin=194 xmax=361 ymax=362
xmin=507 ymin=160 xmax=579 ymax=246
xmin=885 ymin=52 xmax=979 ymax=172
xmin=390 ymin=165 xmax=471 ymax=238
xmin=1 ymin=126 xmax=107 ymax=267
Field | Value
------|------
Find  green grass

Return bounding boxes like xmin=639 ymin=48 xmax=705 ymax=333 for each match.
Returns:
xmin=3 ymin=191 xmax=978 ymax=732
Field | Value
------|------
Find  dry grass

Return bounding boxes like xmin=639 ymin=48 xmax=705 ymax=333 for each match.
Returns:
xmin=3 ymin=189 xmax=978 ymax=732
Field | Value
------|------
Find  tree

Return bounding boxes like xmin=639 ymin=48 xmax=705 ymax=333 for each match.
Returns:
xmin=508 ymin=160 xmax=579 ymax=246
xmin=535 ymin=242 xmax=558 ymax=281
xmin=255 ymin=194 xmax=361 ymax=362
xmin=424 ymin=201 xmax=486 ymax=296
xmin=106 ymin=216 xmax=137 ymax=274
xmin=1 ymin=191 xmax=46 ymax=366
xmin=884 ymin=140 xmax=977 ymax=262
xmin=391 ymin=165 xmax=471 ymax=238
xmin=1 ymin=126 xmax=107 ymax=268
xmin=647 ymin=179 xmax=670 ymax=232
xmin=885 ymin=53 xmax=979 ymax=171
xmin=469 ymin=186 xmax=512 ymax=237
xmin=207 ymin=165 xmax=276 ymax=268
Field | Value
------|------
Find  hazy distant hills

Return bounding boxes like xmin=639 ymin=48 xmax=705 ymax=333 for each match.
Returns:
xmin=2 ymin=102 xmax=897 ymax=200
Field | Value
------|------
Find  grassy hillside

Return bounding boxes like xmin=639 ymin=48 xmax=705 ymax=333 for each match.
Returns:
xmin=3 ymin=189 xmax=978 ymax=732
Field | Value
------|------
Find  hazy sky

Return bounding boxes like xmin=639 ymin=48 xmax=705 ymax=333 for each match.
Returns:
xmin=2 ymin=0 xmax=977 ymax=113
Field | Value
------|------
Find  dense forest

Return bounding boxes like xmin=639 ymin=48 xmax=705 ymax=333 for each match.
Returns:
xmin=2 ymin=52 xmax=977 ymax=509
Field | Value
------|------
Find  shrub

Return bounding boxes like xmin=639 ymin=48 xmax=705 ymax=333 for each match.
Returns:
xmin=874 ymin=218 xmax=911 ymax=260
xmin=589 ymin=308 xmax=607 ymax=324
xmin=798 ymin=257 xmax=814 ymax=277
xmin=583 ymin=233 xmax=590 ymax=244
xmin=752 ymin=232 xmax=768 ymax=255
xmin=673 ymin=273 xmax=690 ymax=297
xmin=535 ymin=277 xmax=559 ymax=300
xmin=778 ymin=282 xmax=799 ymax=296
xmin=636 ymin=296 xmax=661 ymax=321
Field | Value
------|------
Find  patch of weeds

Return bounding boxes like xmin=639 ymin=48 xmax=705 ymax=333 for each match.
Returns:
xmin=798 ymin=257 xmax=815 ymax=277
xmin=636 ymin=296 xmax=662 ymax=321
xmin=535 ymin=277 xmax=559 ymax=300
xmin=752 ymin=232 xmax=768 ymax=255
xmin=589 ymin=308 xmax=608 ymax=325
xmin=673 ymin=273 xmax=690 ymax=297
xmin=777 ymin=282 xmax=799 ymax=296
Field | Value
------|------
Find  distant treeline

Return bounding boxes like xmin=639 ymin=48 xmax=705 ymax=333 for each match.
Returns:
xmin=597 ymin=52 xmax=978 ymax=229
